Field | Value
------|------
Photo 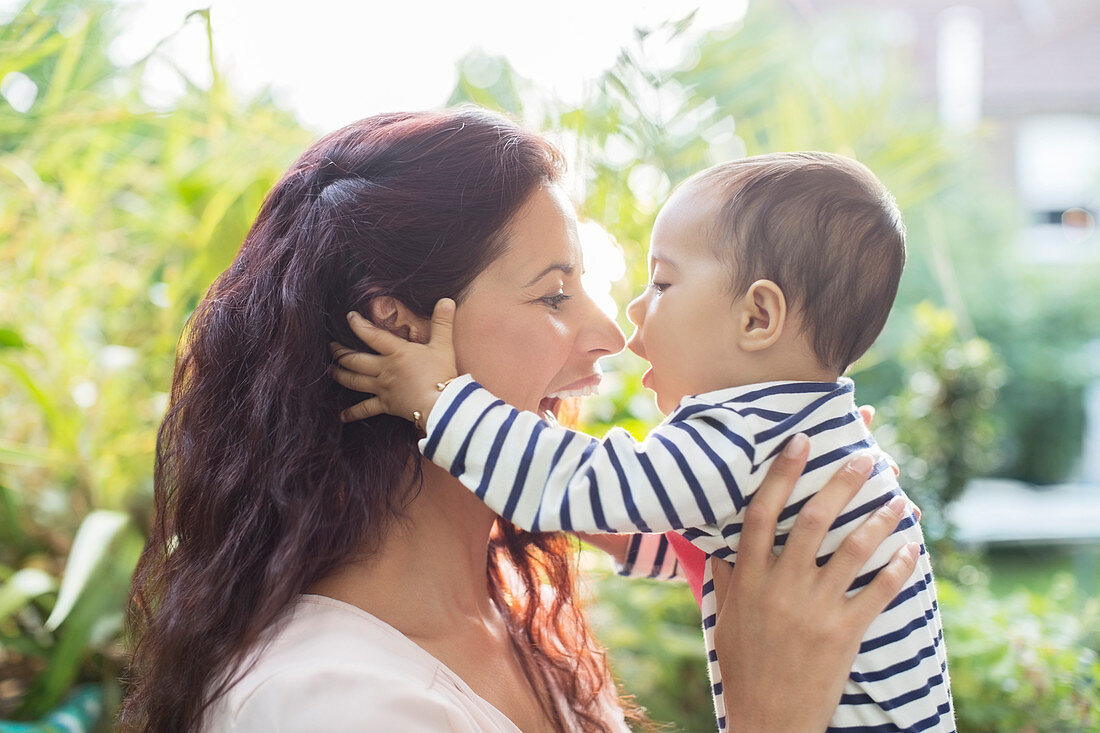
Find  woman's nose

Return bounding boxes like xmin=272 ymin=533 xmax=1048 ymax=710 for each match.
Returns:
xmin=578 ymin=293 xmax=626 ymax=357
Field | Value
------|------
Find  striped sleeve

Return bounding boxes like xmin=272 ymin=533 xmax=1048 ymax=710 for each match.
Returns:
xmin=613 ymin=534 xmax=684 ymax=581
xmin=418 ymin=375 xmax=756 ymax=535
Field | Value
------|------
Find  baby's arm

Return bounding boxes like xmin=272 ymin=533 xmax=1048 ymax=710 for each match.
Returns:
xmin=419 ymin=373 xmax=755 ymax=534
xmin=575 ymin=532 xmax=686 ymax=581
xmin=331 ymin=302 xmax=756 ymax=536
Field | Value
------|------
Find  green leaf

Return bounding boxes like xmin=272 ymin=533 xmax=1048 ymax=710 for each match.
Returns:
xmin=44 ymin=510 xmax=131 ymax=631
xmin=0 ymin=441 xmax=55 ymax=467
xmin=19 ymin=520 xmax=142 ymax=718
xmin=0 ymin=327 xmax=24 ymax=348
xmin=0 ymin=483 xmax=28 ymax=550
xmin=0 ymin=568 xmax=57 ymax=624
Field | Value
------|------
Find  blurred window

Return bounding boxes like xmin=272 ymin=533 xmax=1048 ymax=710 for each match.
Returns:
xmin=1016 ymin=114 xmax=1100 ymax=262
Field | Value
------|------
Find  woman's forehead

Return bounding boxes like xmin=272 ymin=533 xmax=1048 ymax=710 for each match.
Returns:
xmin=491 ymin=186 xmax=583 ymax=285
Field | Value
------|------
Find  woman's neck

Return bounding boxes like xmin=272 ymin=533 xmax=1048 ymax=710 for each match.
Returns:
xmin=306 ymin=459 xmax=502 ymax=640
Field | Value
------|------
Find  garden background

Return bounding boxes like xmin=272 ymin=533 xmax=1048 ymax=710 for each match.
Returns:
xmin=1 ymin=0 xmax=1098 ymax=730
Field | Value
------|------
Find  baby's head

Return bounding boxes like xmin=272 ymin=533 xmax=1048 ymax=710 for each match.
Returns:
xmin=627 ymin=152 xmax=905 ymax=414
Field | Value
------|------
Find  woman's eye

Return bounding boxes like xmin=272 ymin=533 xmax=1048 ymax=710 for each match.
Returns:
xmin=540 ymin=290 xmax=572 ymax=310
xmin=650 ymin=282 xmax=669 ymax=295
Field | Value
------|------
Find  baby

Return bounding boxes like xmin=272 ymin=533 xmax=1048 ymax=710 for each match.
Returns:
xmin=334 ymin=153 xmax=954 ymax=731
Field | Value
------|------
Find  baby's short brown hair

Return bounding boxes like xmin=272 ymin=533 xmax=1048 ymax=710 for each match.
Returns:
xmin=689 ymin=152 xmax=906 ymax=373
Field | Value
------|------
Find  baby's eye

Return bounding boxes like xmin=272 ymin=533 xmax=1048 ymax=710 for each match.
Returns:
xmin=540 ymin=290 xmax=573 ymax=310
xmin=650 ymin=282 xmax=669 ymax=295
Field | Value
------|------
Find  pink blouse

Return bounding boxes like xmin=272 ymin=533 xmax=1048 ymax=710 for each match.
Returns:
xmin=201 ymin=594 xmax=630 ymax=732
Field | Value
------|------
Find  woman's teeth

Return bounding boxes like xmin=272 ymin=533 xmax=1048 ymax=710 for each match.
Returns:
xmin=546 ymin=385 xmax=600 ymax=399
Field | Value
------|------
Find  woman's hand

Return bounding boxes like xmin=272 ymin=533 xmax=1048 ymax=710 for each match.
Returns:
xmin=711 ymin=433 xmax=920 ymax=732
xmin=859 ymin=404 xmax=919 ymax=520
xmin=330 ymin=299 xmax=459 ymax=425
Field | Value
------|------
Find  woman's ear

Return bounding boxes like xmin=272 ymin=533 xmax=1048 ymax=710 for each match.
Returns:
xmin=365 ymin=296 xmax=430 ymax=344
xmin=738 ymin=279 xmax=787 ymax=352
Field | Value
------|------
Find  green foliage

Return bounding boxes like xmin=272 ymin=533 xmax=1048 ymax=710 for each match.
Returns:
xmin=873 ymin=303 xmax=1006 ymax=543
xmin=939 ymin=573 xmax=1100 ymax=731
xmin=0 ymin=0 xmax=309 ymax=721
xmin=583 ymin=560 xmax=713 ymax=731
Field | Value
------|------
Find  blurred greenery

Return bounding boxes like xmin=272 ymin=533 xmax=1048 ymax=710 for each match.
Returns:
xmin=1 ymin=0 xmax=1098 ymax=730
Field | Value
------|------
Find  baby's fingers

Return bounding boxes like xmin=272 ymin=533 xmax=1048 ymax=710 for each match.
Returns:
xmin=340 ymin=397 xmax=387 ymax=423
xmin=330 ymin=364 xmax=379 ymax=395
xmin=329 ymin=342 xmax=383 ymax=376
xmin=346 ymin=311 xmax=403 ymax=355
xmin=428 ymin=298 xmax=456 ymax=350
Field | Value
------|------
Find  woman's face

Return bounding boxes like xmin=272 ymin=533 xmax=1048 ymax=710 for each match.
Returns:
xmin=453 ymin=185 xmax=626 ymax=415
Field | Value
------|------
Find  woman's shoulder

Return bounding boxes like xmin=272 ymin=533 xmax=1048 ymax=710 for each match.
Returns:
xmin=201 ymin=595 xmax=522 ymax=732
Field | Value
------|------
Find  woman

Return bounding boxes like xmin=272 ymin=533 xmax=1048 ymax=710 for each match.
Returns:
xmin=122 ymin=107 xmax=917 ymax=732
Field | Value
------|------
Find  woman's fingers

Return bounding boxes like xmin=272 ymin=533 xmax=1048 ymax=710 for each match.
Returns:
xmin=339 ymin=397 xmax=385 ymax=423
xmin=781 ymin=453 xmax=874 ymax=565
xmin=709 ymin=555 xmax=734 ymax=612
xmin=739 ymin=433 xmax=809 ymax=573
xmin=859 ymin=404 xmax=875 ymax=427
xmin=346 ymin=311 xmax=402 ymax=355
xmin=847 ymin=542 xmax=920 ymax=625
xmin=428 ymin=298 xmax=456 ymax=349
xmin=817 ymin=493 xmax=907 ymax=592
xmin=330 ymin=364 xmax=378 ymax=394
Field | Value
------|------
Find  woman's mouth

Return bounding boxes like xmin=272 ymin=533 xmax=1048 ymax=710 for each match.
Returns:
xmin=538 ymin=373 xmax=602 ymax=418
xmin=641 ymin=368 xmax=654 ymax=390
xmin=545 ymin=373 xmax=602 ymax=399
xmin=537 ymin=396 xmax=560 ymax=423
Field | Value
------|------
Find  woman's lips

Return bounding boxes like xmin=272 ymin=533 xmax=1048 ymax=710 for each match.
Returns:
xmin=641 ymin=367 xmax=654 ymax=390
xmin=545 ymin=373 xmax=602 ymax=399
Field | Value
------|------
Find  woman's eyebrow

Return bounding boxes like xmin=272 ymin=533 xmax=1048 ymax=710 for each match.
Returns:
xmin=650 ymin=254 xmax=680 ymax=271
xmin=524 ymin=263 xmax=574 ymax=287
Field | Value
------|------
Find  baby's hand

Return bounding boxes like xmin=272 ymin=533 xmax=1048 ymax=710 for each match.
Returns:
xmin=330 ymin=298 xmax=458 ymax=429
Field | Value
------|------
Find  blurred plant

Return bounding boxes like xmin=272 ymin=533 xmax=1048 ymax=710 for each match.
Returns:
xmin=0 ymin=0 xmax=309 ymax=721
xmin=939 ymin=572 xmax=1100 ymax=732
xmin=871 ymin=303 xmax=1006 ymax=544
xmin=581 ymin=555 xmax=712 ymax=732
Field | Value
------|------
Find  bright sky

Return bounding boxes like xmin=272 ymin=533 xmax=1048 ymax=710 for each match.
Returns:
xmin=100 ymin=0 xmax=747 ymax=132
xmin=1 ymin=0 xmax=746 ymax=325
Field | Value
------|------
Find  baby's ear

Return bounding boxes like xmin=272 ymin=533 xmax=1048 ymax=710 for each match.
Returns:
xmin=739 ymin=279 xmax=786 ymax=351
xmin=365 ymin=295 xmax=430 ymax=344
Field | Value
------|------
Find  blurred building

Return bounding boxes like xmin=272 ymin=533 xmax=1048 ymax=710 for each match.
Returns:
xmin=786 ymin=0 xmax=1100 ymax=264
xmin=786 ymin=1 xmax=1100 ymax=558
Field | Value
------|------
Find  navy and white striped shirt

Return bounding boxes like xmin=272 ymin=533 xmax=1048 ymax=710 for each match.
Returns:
xmin=421 ymin=375 xmax=954 ymax=732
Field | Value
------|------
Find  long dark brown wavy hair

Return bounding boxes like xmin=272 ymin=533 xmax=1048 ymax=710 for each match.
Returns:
xmin=121 ymin=107 xmax=636 ymax=732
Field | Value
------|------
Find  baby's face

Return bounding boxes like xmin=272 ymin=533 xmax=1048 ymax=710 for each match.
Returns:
xmin=626 ymin=184 xmax=748 ymax=414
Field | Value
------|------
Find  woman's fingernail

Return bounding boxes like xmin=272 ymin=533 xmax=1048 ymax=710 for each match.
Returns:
xmin=905 ymin=541 xmax=921 ymax=561
xmin=886 ymin=495 xmax=905 ymax=515
xmin=339 ymin=411 xmax=348 ymax=423
xmin=347 ymin=311 xmax=359 ymax=321
xmin=848 ymin=453 xmax=874 ymax=476
xmin=783 ymin=433 xmax=809 ymax=457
